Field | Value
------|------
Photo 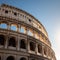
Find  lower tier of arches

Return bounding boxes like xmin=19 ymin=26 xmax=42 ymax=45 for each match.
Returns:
xmin=0 ymin=52 xmax=51 ymax=60
xmin=0 ymin=29 xmax=56 ymax=60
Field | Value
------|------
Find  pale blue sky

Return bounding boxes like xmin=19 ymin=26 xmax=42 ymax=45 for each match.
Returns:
xmin=0 ymin=0 xmax=60 ymax=60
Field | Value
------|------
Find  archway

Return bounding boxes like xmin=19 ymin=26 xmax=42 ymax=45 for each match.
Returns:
xmin=20 ymin=57 xmax=26 ymax=60
xmin=0 ymin=35 xmax=5 ymax=45
xmin=30 ymin=42 xmax=35 ymax=51
xmin=8 ymin=37 xmax=16 ymax=47
xmin=20 ymin=39 xmax=26 ymax=49
xmin=6 ymin=56 xmax=15 ymax=60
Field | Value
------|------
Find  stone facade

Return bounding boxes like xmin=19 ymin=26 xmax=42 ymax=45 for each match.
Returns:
xmin=0 ymin=4 xmax=56 ymax=60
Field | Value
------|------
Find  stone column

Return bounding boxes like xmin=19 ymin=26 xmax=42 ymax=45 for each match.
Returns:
xmin=5 ymin=35 xmax=8 ymax=49
xmin=17 ymin=37 xmax=20 ymax=50
xmin=42 ymin=45 xmax=44 ymax=56
xmin=7 ymin=22 xmax=10 ymax=30
xmin=27 ymin=40 xmax=30 ymax=52
xmin=35 ymin=43 xmax=38 ymax=54
xmin=17 ymin=25 xmax=19 ymax=32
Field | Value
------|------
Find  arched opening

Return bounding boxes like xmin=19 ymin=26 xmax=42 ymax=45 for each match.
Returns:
xmin=5 ymin=10 xmax=8 ymax=14
xmin=28 ymin=30 xmax=33 ymax=36
xmin=0 ymin=23 xmax=7 ymax=29
xmin=30 ymin=42 xmax=35 ymax=51
xmin=44 ymin=46 xmax=47 ymax=55
xmin=34 ymin=32 xmax=39 ymax=39
xmin=20 ymin=26 xmax=25 ymax=33
xmin=20 ymin=39 xmax=26 ymax=49
xmin=31 ymin=59 xmax=35 ymax=60
xmin=14 ymin=12 xmax=17 ymax=16
xmin=6 ymin=56 xmax=15 ymax=60
xmin=11 ymin=24 xmax=17 ymax=31
xmin=38 ymin=44 xmax=42 ymax=53
xmin=8 ymin=37 xmax=16 ymax=47
xmin=0 ymin=56 xmax=1 ymax=60
xmin=20 ymin=57 xmax=26 ymax=60
xmin=0 ymin=35 xmax=5 ymax=45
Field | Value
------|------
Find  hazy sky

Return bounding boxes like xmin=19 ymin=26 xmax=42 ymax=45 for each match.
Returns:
xmin=0 ymin=0 xmax=60 ymax=60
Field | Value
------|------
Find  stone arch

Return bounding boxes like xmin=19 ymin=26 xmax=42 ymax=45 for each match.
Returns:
xmin=0 ymin=23 xmax=7 ymax=29
xmin=8 ymin=37 xmax=16 ymax=47
xmin=20 ymin=39 xmax=26 ymax=49
xmin=20 ymin=26 xmax=26 ymax=33
xmin=20 ymin=57 xmax=26 ymax=60
xmin=10 ymin=24 xmax=17 ymax=31
xmin=38 ymin=44 xmax=42 ymax=53
xmin=6 ymin=56 xmax=15 ymax=60
xmin=31 ymin=59 xmax=35 ymax=60
xmin=28 ymin=29 xmax=33 ymax=36
xmin=30 ymin=41 xmax=35 ymax=51
xmin=0 ymin=56 xmax=1 ymax=60
xmin=0 ymin=35 xmax=5 ymax=45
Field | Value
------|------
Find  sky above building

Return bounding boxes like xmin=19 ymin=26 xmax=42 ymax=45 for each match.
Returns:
xmin=0 ymin=0 xmax=60 ymax=60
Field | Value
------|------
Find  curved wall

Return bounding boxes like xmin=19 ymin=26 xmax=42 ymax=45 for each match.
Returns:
xmin=0 ymin=4 xmax=56 ymax=60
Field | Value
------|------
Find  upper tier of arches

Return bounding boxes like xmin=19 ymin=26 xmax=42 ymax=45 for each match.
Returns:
xmin=0 ymin=4 xmax=48 ymax=38
xmin=0 ymin=21 xmax=51 ymax=47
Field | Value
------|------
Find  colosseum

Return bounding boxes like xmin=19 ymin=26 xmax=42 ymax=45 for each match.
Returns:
xmin=0 ymin=4 xmax=56 ymax=60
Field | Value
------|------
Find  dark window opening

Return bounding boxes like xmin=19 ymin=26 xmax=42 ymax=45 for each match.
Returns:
xmin=5 ymin=10 xmax=8 ymax=14
xmin=20 ymin=57 xmax=26 ymax=60
xmin=29 ymin=19 xmax=31 ymax=22
xmin=8 ymin=37 xmax=16 ymax=47
xmin=20 ymin=39 xmax=26 ymax=49
xmin=0 ymin=56 xmax=1 ymax=60
xmin=14 ymin=12 xmax=17 ymax=16
xmin=38 ymin=44 xmax=42 ymax=53
xmin=31 ymin=59 xmax=35 ymax=60
xmin=7 ymin=56 xmax=14 ymax=60
xmin=0 ymin=35 xmax=5 ymax=45
xmin=30 ymin=42 xmax=35 ymax=51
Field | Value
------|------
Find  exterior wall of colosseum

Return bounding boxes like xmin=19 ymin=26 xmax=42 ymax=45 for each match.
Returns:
xmin=0 ymin=4 xmax=56 ymax=60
